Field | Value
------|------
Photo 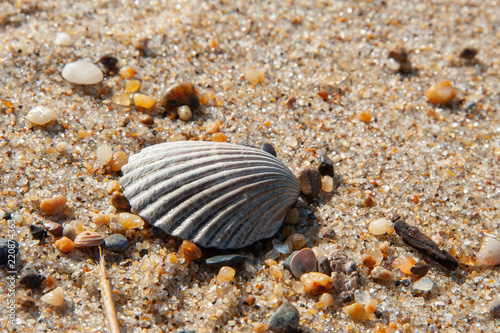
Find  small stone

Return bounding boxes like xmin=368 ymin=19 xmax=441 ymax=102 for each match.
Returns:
xmin=370 ymin=266 xmax=394 ymax=281
xmin=367 ymin=247 xmax=384 ymax=266
xmin=125 ymin=80 xmax=141 ymax=93
xmin=178 ymin=240 xmax=202 ymax=263
xmin=206 ymin=120 xmax=221 ymax=134
xmin=139 ymin=114 xmax=154 ymax=125
xmin=365 ymin=298 xmax=378 ymax=314
xmin=319 ymin=226 xmax=336 ymax=239
xmin=268 ymin=302 xmax=300 ymax=333
xmin=40 ymin=195 xmax=67 ymax=215
xmin=290 ymin=248 xmax=317 ymax=278
xmin=360 ymin=111 xmax=372 ymax=123
xmin=296 ymin=168 xmax=321 ymax=197
xmin=211 ymin=132 xmax=227 ymax=142
xmin=119 ymin=67 xmax=137 ymax=79
xmin=54 ymin=32 xmax=72 ymax=46
xmin=300 ymin=272 xmax=333 ymax=295
xmin=354 ymin=289 xmax=371 ymax=304
xmin=55 ymin=237 xmax=75 ymax=253
xmin=288 ymin=233 xmax=307 ymax=250
xmin=361 ymin=195 xmax=375 ymax=207
xmin=216 ymin=266 xmax=236 ymax=284
xmin=109 ymin=151 xmax=128 ymax=172
xmin=29 ymin=224 xmax=47 ymax=240
xmin=427 ymin=81 xmax=457 ymax=104
xmin=178 ymin=105 xmax=193 ymax=121
xmin=283 ymin=251 xmax=298 ymax=271
xmin=321 ymin=176 xmax=334 ymax=192
xmin=388 ymin=46 xmax=412 ymax=73
xmin=109 ymin=222 xmax=126 ymax=235
xmin=62 ymin=224 xmax=76 ymax=241
xmin=19 ymin=267 xmax=45 ymax=289
xmin=489 ymin=299 xmax=500 ymax=317
xmin=459 ymin=47 xmax=477 ymax=60
xmin=410 ymin=261 xmax=429 ymax=277
xmin=169 ymin=133 xmax=187 ymax=142
xmin=342 ymin=302 xmax=370 ymax=321
xmin=43 ymin=221 xmax=63 ymax=237
xmin=117 ymin=213 xmax=144 ymax=229
xmin=26 ymin=106 xmax=57 ymax=125
xmin=16 ymin=294 xmax=36 ymax=307
xmin=133 ymin=94 xmax=155 ymax=108
xmin=245 ymin=296 xmax=256 ymax=306
xmin=99 ymin=55 xmax=119 ymax=70
xmin=284 ymin=207 xmax=299 ymax=225
xmin=368 ymin=218 xmax=390 ymax=235
xmin=161 ymin=82 xmax=200 ymax=109
xmin=106 ymin=180 xmax=121 ymax=194
xmin=110 ymin=192 xmax=130 ymax=210
xmin=62 ymin=60 xmax=104 ymax=85
xmin=476 ymin=235 xmax=500 ymax=266
xmin=318 ymin=155 xmax=334 ymax=177
xmin=103 ymin=234 xmax=129 ymax=253
xmin=205 ymin=254 xmax=247 ymax=267
xmin=244 ymin=68 xmax=266 ymax=85
xmin=253 ymin=323 xmax=268 ymax=332
xmin=319 ymin=293 xmax=334 ymax=308
xmin=133 ymin=36 xmax=149 ymax=55
xmin=260 ymin=143 xmax=276 ymax=156
xmin=74 ymin=231 xmax=104 ymax=248
xmin=270 ymin=265 xmax=283 ymax=280
xmin=284 ymin=136 xmax=298 ymax=148
xmin=412 ymin=276 xmax=433 ymax=291
xmin=112 ymin=92 xmax=131 ymax=106
xmin=41 ymin=287 xmax=64 ymax=306
xmin=317 ymin=256 xmax=331 ymax=275
xmin=391 ymin=254 xmax=416 ymax=274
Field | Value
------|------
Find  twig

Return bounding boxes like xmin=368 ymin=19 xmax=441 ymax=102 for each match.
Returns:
xmin=99 ymin=247 xmax=120 ymax=333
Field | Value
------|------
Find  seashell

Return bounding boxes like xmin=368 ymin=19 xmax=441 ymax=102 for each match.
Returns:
xmin=119 ymin=141 xmax=301 ymax=249
xmin=290 ymin=248 xmax=317 ymax=278
xmin=476 ymin=233 xmax=500 ymax=266
xmin=74 ymin=231 xmax=104 ymax=248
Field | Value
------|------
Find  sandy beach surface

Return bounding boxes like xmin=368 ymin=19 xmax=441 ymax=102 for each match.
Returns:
xmin=1 ymin=0 xmax=499 ymax=332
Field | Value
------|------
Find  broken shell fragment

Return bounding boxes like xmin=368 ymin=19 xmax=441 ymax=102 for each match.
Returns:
xmin=74 ymin=231 xmax=104 ymax=248
xmin=476 ymin=234 xmax=500 ymax=266
xmin=119 ymin=141 xmax=301 ymax=249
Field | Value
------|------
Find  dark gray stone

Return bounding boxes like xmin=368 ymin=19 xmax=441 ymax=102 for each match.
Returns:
xmin=29 ymin=224 xmax=47 ymax=240
xmin=260 ymin=143 xmax=276 ymax=157
xmin=205 ymin=254 xmax=247 ymax=267
xmin=269 ymin=302 xmax=300 ymax=333
xmin=19 ymin=266 xmax=45 ymax=288
xmin=103 ymin=234 xmax=129 ymax=253
xmin=318 ymin=154 xmax=334 ymax=177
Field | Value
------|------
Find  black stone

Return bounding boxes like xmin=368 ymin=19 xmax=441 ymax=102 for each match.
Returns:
xmin=317 ymin=256 xmax=331 ymax=276
xmin=401 ymin=279 xmax=411 ymax=287
xmin=103 ymin=234 xmax=129 ymax=253
xmin=99 ymin=55 xmax=119 ymax=70
xmin=139 ymin=249 xmax=148 ymax=257
xmin=29 ymin=224 xmax=47 ymax=240
xmin=0 ymin=238 xmax=19 ymax=267
xmin=340 ymin=291 xmax=353 ymax=303
xmin=260 ymin=143 xmax=276 ymax=157
xmin=459 ymin=47 xmax=478 ymax=60
xmin=269 ymin=302 xmax=300 ymax=333
xmin=410 ymin=260 xmax=429 ymax=277
xmin=205 ymin=254 xmax=247 ymax=267
xmin=318 ymin=154 xmax=334 ymax=177
xmin=19 ymin=266 xmax=45 ymax=289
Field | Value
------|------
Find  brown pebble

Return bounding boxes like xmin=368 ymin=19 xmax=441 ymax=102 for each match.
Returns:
xmin=99 ymin=55 xmax=119 ymax=71
xmin=40 ymin=195 xmax=67 ymax=215
xmin=361 ymin=195 xmax=375 ymax=207
xmin=139 ymin=114 xmax=154 ymax=125
xmin=178 ymin=240 xmax=202 ymax=263
xmin=110 ymin=192 xmax=131 ymax=210
xmin=371 ymin=266 xmax=394 ymax=281
xmin=297 ymin=168 xmax=321 ymax=197
xmin=410 ymin=260 xmax=429 ymax=277
xmin=388 ymin=46 xmax=412 ymax=73
xmin=286 ymin=96 xmax=296 ymax=107
xmin=132 ymin=36 xmax=149 ymax=55
xmin=161 ymin=82 xmax=200 ymax=109
xmin=342 ymin=302 xmax=370 ymax=321
xmin=427 ymin=81 xmax=457 ymax=104
xmin=109 ymin=151 xmax=128 ymax=172
xmin=125 ymin=229 xmax=136 ymax=241
xmin=284 ymin=207 xmax=299 ymax=225
xmin=459 ymin=47 xmax=477 ymax=60
xmin=245 ymin=296 xmax=256 ymax=306
xmin=394 ymin=220 xmax=458 ymax=271
xmin=361 ymin=254 xmax=377 ymax=270
xmin=43 ymin=221 xmax=63 ymax=237
xmin=55 ymin=237 xmax=75 ymax=253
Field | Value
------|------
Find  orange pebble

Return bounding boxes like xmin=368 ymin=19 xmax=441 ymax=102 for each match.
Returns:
xmin=427 ymin=80 xmax=456 ymax=104
xmin=206 ymin=121 xmax=221 ymax=134
xmin=360 ymin=111 xmax=372 ymax=123
xmin=109 ymin=151 xmax=128 ymax=172
xmin=119 ymin=67 xmax=137 ymax=79
xmin=55 ymin=237 xmax=75 ymax=253
xmin=178 ymin=240 xmax=202 ymax=263
xmin=392 ymin=254 xmax=416 ymax=274
xmin=40 ymin=195 xmax=67 ymax=215
xmin=211 ymin=132 xmax=226 ymax=142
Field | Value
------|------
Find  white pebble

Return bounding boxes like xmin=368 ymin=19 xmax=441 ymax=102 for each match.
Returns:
xmin=61 ymin=60 xmax=103 ymax=85
xmin=354 ymin=289 xmax=371 ymax=304
xmin=25 ymin=106 xmax=57 ymax=125
xmin=368 ymin=218 xmax=390 ymax=235
xmin=56 ymin=142 xmax=68 ymax=152
xmin=96 ymin=144 xmax=113 ymax=165
xmin=476 ymin=234 xmax=500 ymax=266
xmin=41 ymin=287 xmax=64 ymax=306
xmin=178 ymin=105 xmax=193 ymax=121
xmin=413 ymin=277 xmax=433 ymax=291
xmin=284 ymin=136 xmax=298 ymax=147
xmin=54 ymin=32 xmax=72 ymax=46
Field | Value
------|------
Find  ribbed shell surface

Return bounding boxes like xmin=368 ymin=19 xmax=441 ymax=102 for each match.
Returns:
xmin=120 ymin=141 xmax=301 ymax=249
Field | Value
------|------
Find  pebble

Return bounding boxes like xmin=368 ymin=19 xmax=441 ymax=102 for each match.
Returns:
xmin=178 ymin=105 xmax=193 ymax=121
xmin=388 ymin=46 xmax=412 ymax=73
xmin=40 ymin=195 xmax=67 ymax=215
xmin=29 ymin=224 xmax=47 ymax=240
xmin=365 ymin=298 xmax=378 ymax=314
xmin=290 ymin=248 xmax=317 ymax=278
xmin=205 ymin=121 xmax=221 ymax=134
xmin=370 ymin=266 xmax=394 ymax=281
xmin=109 ymin=222 xmax=126 ymax=235
xmin=459 ymin=47 xmax=478 ymax=60
xmin=410 ymin=261 xmax=429 ymax=277
xmin=125 ymin=80 xmax=141 ymax=93
xmin=0 ymin=238 xmax=18 ymax=266
xmin=161 ymin=82 xmax=200 ymax=109
xmin=41 ymin=287 xmax=64 ymax=306
xmin=139 ymin=113 xmax=154 ymax=125
xmin=296 ymin=168 xmax=322 ymax=197
xmin=368 ymin=218 xmax=390 ymax=235
xmin=244 ymin=68 xmax=266 ymax=85
xmin=119 ymin=67 xmax=137 ymax=79
xmin=284 ymin=207 xmax=299 ymax=225
xmin=74 ymin=231 xmax=104 ymax=248
xmin=96 ymin=144 xmax=113 ymax=165
xmin=103 ymin=234 xmax=129 ymax=253
xmin=360 ymin=111 xmax=372 ymax=123
xmin=284 ymin=136 xmax=298 ymax=148
xmin=288 ymin=233 xmax=307 ymax=250
xmin=394 ymin=220 xmax=459 ymax=271
xmin=16 ymin=294 xmax=36 ymax=307
xmin=133 ymin=94 xmax=155 ymax=108
xmin=342 ymin=302 xmax=370 ymax=321
xmin=211 ymin=132 xmax=227 ymax=142
xmin=117 ymin=212 xmax=144 ymax=229
xmin=319 ymin=293 xmax=334 ymax=308
xmin=106 ymin=180 xmax=121 ymax=194
xmin=489 ymin=299 xmax=500 ymax=317
xmin=54 ymin=32 xmax=72 ymax=46
xmin=99 ymin=55 xmax=119 ymax=71
xmin=205 ymin=254 xmax=247 ymax=267
xmin=300 ymin=272 xmax=333 ymax=295
xmin=109 ymin=151 xmax=128 ymax=172
xmin=19 ymin=266 xmax=45 ymax=288
xmin=476 ymin=234 xmax=500 ymax=266
xmin=412 ymin=276 xmax=433 ymax=291
xmin=43 ymin=221 xmax=63 ymax=237
xmin=25 ymin=106 xmax=57 ymax=125
xmin=426 ymin=81 xmax=457 ymax=104
xmin=268 ymin=302 xmax=300 ymax=333
xmin=391 ymin=254 xmax=416 ymax=274
xmin=318 ymin=154 xmax=334 ymax=177
xmin=62 ymin=224 xmax=76 ymax=241
xmin=260 ymin=142 xmax=276 ymax=156
xmin=61 ymin=60 xmax=104 ymax=85
xmin=110 ymin=192 xmax=131 ymax=210
xmin=216 ymin=266 xmax=236 ymax=284
xmin=112 ymin=92 xmax=131 ymax=106
xmin=321 ymin=176 xmax=334 ymax=192
xmin=55 ymin=237 xmax=75 ymax=253
xmin=178 ymin=240 xmax=202 ymax=263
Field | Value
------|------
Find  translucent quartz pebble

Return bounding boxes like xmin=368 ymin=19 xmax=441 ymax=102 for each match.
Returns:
xmin=61 ymin=60 xmax=104 ymax=85
xmin=26 ymin=106 xmax=57 ymax=125
xmin=55 ymin=32 xmax=72 ymax=46
xmin=412 ymin=276 xmax=433 ymax=291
